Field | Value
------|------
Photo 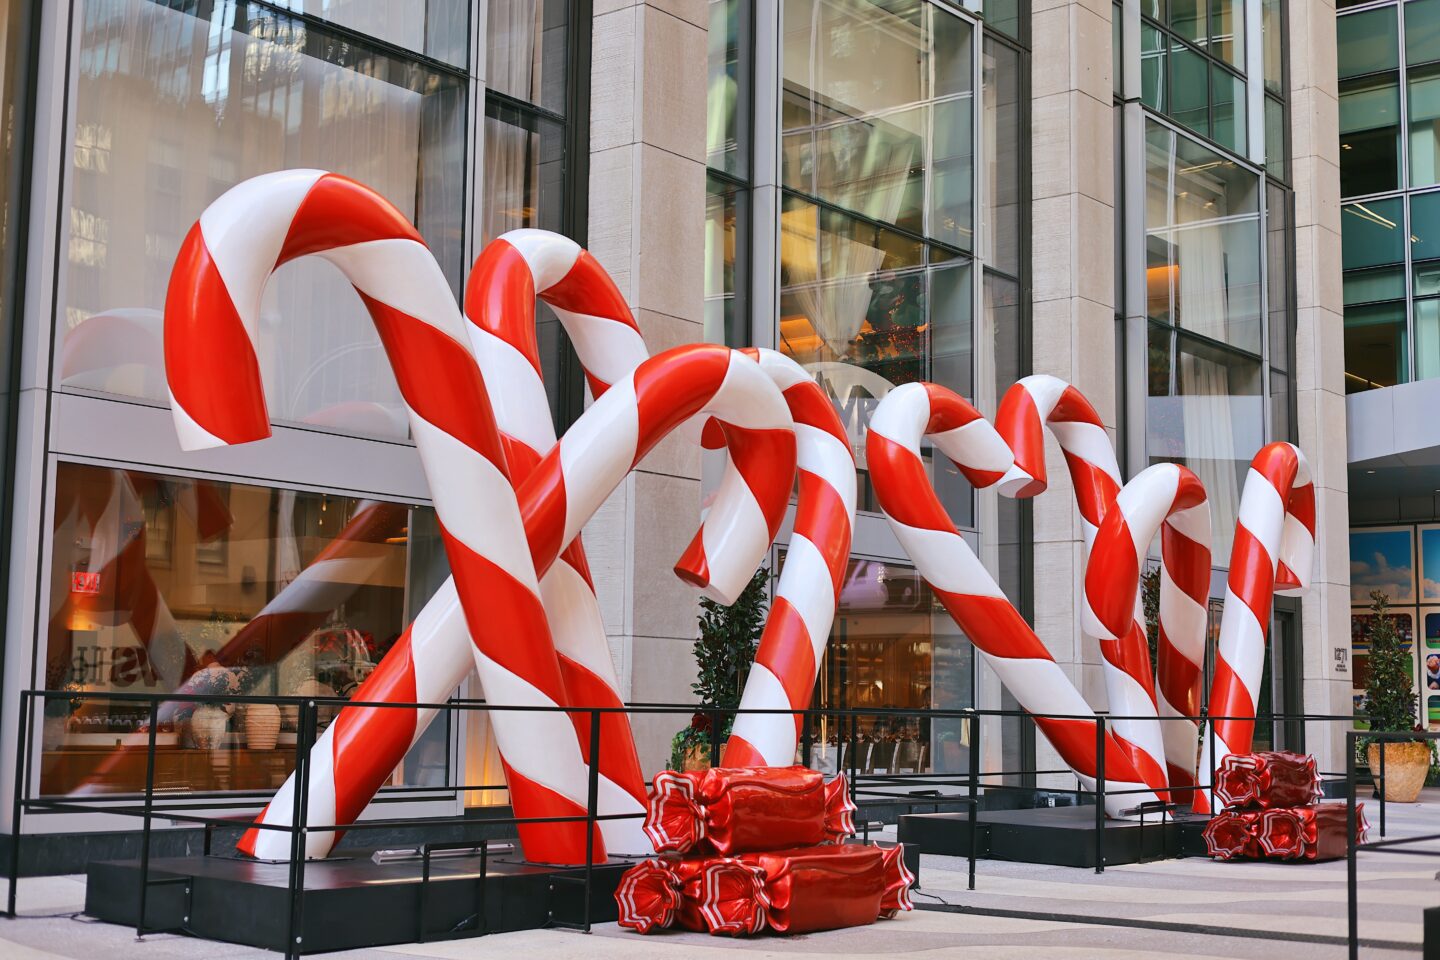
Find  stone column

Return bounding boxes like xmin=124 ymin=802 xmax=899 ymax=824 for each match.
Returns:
xmin=1288 ymin=0 xmax=1351 ymax=772
xmin=1028 ymin=0 xmax=1116 ymax=784
xmin=585 ymin=0 xmax=710 ymax=771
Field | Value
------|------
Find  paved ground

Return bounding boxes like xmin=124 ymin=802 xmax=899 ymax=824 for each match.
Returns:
xmin=1 ymin=790 xmax=1435 ymax=959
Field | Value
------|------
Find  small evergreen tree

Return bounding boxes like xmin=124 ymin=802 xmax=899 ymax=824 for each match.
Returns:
xmin=1362 ymin=590 xmax=1418 ymax=740
xmin=1141 ymin=565 xmax=1161 ymax=673
xmin=669 ymin=566 xmax=769 ymax=769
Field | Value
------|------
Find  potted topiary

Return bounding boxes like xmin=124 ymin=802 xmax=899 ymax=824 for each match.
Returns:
xmin=668 ymin=567 xmax=768 ymax=771
xmin=1361 ymin=590 xmax=1430 ymax=802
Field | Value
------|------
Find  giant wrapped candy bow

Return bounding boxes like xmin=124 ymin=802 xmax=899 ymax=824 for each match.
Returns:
xmin=1202 ymin=751 xmax=1363 ymax=862
xmin=1214 ymin=751 xmax=1320 ymax=810
xmin=644 ymin=766 xmax=857 ymax=855
xmin=615 ymin=842 xmax=914 ymax=936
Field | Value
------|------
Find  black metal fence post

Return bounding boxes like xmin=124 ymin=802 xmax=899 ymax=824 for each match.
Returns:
xmin=967 ymin=710 xmax=979 ymax=892
xmin=1377 ymin=738 xmax=1387 ymax=838
xmin=582 ymin=708 xmax=601 ymax=934
xmin=1346 ymin=730 xmax=1358 ymax=960
xmin=7 ymin=690 xmax=30 ymax=917
xmin=135 ymin=696 xmax=161 ymax=938
xmin=1094 ymin=715 xmax=1105 ymax=875
xmin=285 ymin=699 xmax=315 ymax=960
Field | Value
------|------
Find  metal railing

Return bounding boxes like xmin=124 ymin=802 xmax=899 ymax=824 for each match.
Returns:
xmin=0 ymin=689 xmax=1384 ymax=958
xmin=1345 ymin=728 xmax=1440 ymax=960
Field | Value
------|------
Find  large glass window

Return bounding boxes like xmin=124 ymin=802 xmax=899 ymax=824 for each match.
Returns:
xmin=42 ymin=462 xmax=443 ymax=796
xmin=808 ymin=558 xmax=973 ymax=775
xmin=1145 ymin=122 xmax=1266 ymax=557
xmin=1340 ymin=1 xmax=1440 ymax=391
xmin=58 ymin=0 xmax=469 ymax=442
xmin=1142 ymin=0 xmax=1249 ymax=152
xmin=779 ymin=0 xmax=975 ymax=518
xmin=704 ymin=0 xmax=751 ymax=347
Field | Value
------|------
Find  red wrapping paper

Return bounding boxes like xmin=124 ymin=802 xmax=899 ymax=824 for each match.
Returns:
xmin=644 ymin=766 xmax=856 ymax=855
xmin=1257 ymin=803 xmax=1368 ymax=861
xmin=1214 ymin=751 xmax=1320 ymax=810
xmin=735 ymin=844 xmax=886 ymax=934
xmin=1203 ymin=803 xmax=1367 ymax=862
xmin=1202 ymin=809 xmax=1263 ymax=860
xmin=614 ymin=842 xmax=913 ymax=936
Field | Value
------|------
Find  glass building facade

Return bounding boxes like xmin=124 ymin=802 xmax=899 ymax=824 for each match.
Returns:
xmin=27 ymin=0 xmax=590 ymax=802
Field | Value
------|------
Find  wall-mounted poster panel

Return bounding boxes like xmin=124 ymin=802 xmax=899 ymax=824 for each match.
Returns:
xmin=1350 ymin=527 xmax=1417 ymax=606
xmin=1425 ymin=608 xmax=1440 ymax=728
xmin=1420 ymin=526 xmax=1440 ymax=602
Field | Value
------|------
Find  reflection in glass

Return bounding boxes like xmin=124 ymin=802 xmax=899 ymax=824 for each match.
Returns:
xmin=1338 ymin=6 xmax=1400 ymax=80
xmin=1342 ymin=198 xmax=1406 ymax=393
xmin=1342 ymin=198 xmax=1406 ymax=270
xmin=704 ymin=175 xmax=746 ymax=346
xmin=1345 ymin=300 xmax=1409 ymax=392
xmin=707 ymin=0 xmax=745 ymax=176
xmin=274 ymin=0 xmax=469 ymax=65
xmin=1171 ymin=42 xmax=1211 ymax=138
xmin=984 ymin=38 xmax=1022 ymax=277
xmin=810 ymin=558 xmax=973 ymax=775
xmin=1211 ymin=63 xmax=1246 ymax=153
xmin=1142 ymin=23 xmax=1167 ymax=111
xmin=1144 ymin=123 xmax=1262 ymax=351
xmin=1408 ymin=0 xmax=1440 ymax=66
xmin=1208 ymin=0 xmax=1244 ymax=66
xmin=781 ymin=0 xmax=973 ymax=248
xmin=42 ymin=463 xmax=440 ymax=795
xmin=60 ymin=0 xmax=467 ymax=441
xmin=1412 ymin=65 xmax=1440 ymax=187
xmin=486 ymin=0 xmax=569 ymax=114
xmin=1265 ymin=95 xmax=1287 ymax=182
xmin=1151 ymin=334 xmax=1264 ymax=558
xmin=1262 ymin=0 xmax=1283 ymax=94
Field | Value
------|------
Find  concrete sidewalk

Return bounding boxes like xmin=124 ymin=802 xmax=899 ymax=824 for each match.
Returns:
xmin=1 ymin=791 xmax=1434 ymax=960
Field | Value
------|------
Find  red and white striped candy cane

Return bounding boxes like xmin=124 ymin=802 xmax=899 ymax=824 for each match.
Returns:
xmin=165 ymin=169 xmax=599 ymax=864
xmin=996 ymin=375 xmax=1169 ymax=796
xmin=241 ymin=343 xmax=795 ymax=860
xmin=723 ymin=348 xmax=856 ymax=768
xmin=1082 ymin=464 xmax=1212 ymax=796
xmin=867 ymin=382 xmax=1158 ymax=814
xmin=464 ymin=229 xmax=650 ymax=850
xmin=1196 ymin=442 xmax=1314 ymax=813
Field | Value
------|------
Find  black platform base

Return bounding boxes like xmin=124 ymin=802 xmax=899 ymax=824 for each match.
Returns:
xmin=84 ymin=848 xmax=634 ymax=953
xmin=899 ymin=805 xmax=1211 ymax=868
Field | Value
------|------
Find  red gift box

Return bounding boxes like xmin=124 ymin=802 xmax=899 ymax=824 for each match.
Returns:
xmin=1257 ymin=803 xmax=1368 ymax=861
xmin=1203 ymin=803 xmax=1367 ymax=862
xmin=615 ymin=842 xmax=913 ymax=936
xmin=1214 ymin=751 xmax=1320 ymax=810
xmin=644 ymin=766 xmax=856 ymax=855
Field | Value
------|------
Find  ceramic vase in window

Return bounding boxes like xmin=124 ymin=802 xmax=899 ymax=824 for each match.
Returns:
xmin=244 ymin=702 xmax=281 ymax=750
xmin=189 ymin=704 xmax=229 ymax=750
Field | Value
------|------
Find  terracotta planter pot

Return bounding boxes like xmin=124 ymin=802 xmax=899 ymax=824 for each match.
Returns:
xmin=1366 ymin=740 xmax=1432 ymax=803
xmin=244 ymin=702 xmax=282 ymax=751
xmin=681 ymin=740 xmax=728 ymax=773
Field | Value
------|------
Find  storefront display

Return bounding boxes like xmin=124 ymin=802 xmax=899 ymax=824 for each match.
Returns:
xmin=1347 ymin=525 xmax=1436 ymax=731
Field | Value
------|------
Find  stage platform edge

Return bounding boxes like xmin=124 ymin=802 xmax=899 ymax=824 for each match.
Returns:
xmin=899 ymin=804 xmax=1211 ymax=869
xmin=84 ymin=848 xmax=633 ymax=953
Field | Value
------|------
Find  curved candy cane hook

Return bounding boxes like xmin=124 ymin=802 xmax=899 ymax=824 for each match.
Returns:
xmin=1084 ymin=463 xmax=1212 ymax=795
xmin=165 ymin=170 xmax=600 ymax=863
xmin=867 ymin=382 xmax=1159 ymax=815
xmin=240 ymin=344 xmax=795 ymax=860
xmin=464 ymin=228 xmax=651 ymax=851
xmin=996 ymin=375 xmax=1169 ymax=795
xmin=723 ymin=348 xmax=857 ymax=768
xmin=1196 ymin=442 xmax=1314 ymax=813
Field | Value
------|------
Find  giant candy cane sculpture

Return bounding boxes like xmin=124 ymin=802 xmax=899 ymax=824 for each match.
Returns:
xmin=724 ymin=348 xmax=856 ymax=768
xmin=463 ymin=229 xmax=650 ymax=844
xmin=866 ymin=382 xmax=1159 ymax=814
xmin=1082 ymin=463 xmax=1212 ymax=796
xmin=239 ymin=345 xmax=796 ymax=860
xmin=166 ymin=170 xmax=604 ymax=863
xmin=996 ymin=376 xmax=1169 ymax=797
xmin=1195 ymin=442 xmax=1314 ymax=813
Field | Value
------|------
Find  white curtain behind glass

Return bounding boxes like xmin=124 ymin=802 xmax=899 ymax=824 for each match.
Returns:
xmin=61 ymin=0 xmax=424 ymax=440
